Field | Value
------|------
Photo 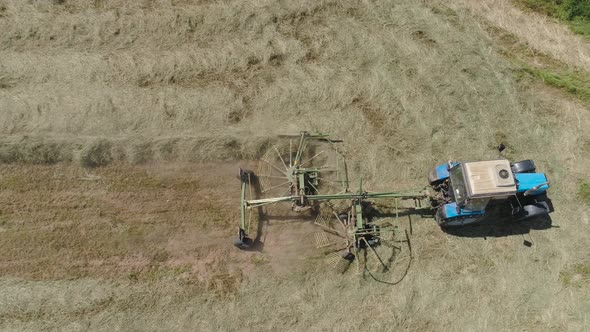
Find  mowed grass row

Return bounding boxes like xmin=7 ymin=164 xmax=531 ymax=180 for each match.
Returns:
xmin=0 ymin=0 xmax=554 ymax=182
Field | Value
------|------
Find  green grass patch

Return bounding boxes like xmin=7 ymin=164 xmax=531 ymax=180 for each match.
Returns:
xmin=514 ymin=0 xmax=590 ymax=38
xmin=569 ymin=16 xmax=590 ymax=35
xmin=486 ymin=22 xmax=590 ymax=106
xmin=578 ymin=180 xmax=590 ymax=204
xmin=515 ymin=0 xmax=563 ymax=17
xmin=519 ymin=65 xmax=590 ymax=103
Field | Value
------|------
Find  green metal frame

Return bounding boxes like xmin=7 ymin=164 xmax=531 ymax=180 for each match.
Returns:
xmin=243 ymin=190 xmax=425 ymax=208
xmin=240 ymin=174 xmax=425 ymax=240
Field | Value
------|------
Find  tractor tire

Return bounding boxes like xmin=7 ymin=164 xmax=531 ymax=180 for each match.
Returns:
xmin=511 ymin=160 xmax=536 ymax=174
xmin=435 ymin=208 xmax=483 ymax=228
xmin=518 ymin=204 xmax=549 ymax=220
xmin=438 ymin=216 xmax=484 ymax=228
xmin=515 ymin=194 xmax=552 ymax=220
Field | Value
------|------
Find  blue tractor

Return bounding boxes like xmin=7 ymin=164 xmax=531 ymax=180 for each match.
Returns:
xmin=428 ymin=157 xmax=553 ymax=227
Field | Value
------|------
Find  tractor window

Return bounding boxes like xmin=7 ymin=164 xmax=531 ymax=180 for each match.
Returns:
xmin=464 ymin=198 xmax=490 ymax=212
xmin=449 ymin=165 xmax=467 ymax=205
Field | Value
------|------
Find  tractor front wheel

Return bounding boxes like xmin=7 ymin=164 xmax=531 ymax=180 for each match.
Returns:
xmin=511 ymin=160 xmax=536 ymax=173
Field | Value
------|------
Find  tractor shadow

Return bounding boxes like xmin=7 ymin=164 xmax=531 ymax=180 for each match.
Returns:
xmin=441 ymin=201 xmax=555 ymax=242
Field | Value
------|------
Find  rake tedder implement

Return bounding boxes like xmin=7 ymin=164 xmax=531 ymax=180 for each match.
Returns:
xmin=236 ymin=132 xmax=427 ymax=281
xmin=235 ymin=132 xmax=554 ymax=281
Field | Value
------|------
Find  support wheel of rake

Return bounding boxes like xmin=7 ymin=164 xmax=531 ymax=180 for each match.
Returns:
xmin=237 ymin=169 xmax=262 ymax=250
xmin=234 ymin=228 xmax=254 ymax=250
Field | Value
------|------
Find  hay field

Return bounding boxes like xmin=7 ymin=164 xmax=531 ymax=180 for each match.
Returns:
xmin=0 ymin=0 xmax=589 ymax=331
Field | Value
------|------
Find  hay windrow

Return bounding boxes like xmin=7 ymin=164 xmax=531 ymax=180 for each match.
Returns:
xmin=0 ymin=135 xmax=271 ymax=167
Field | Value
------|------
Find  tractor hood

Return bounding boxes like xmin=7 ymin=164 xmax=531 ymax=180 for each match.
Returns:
xmin=462 ymin=159 xmax=517 ymax=198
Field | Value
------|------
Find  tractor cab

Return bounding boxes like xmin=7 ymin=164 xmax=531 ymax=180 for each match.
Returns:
xmin=429 ymin=159 xmax=552 ymax=227
xmin=450 ymin=159 xmax=516 ymax=207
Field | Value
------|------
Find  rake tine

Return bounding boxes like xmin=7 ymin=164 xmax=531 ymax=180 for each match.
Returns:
xmin=314 ymin=223 xmax=347 ymax=238
xmin=300 ymin=150 xmax=325 ymax=167
xmin=273 ymin=145 xmax=289 ymax=171
xmin=261 ymin=175 xmax=290 ymax=180
xmin=260 ymin=158 xmax=289 ymax=176
xmin=289 ymin=139 xmax=293 ymax=167
xmin=261 ymin=181 xmax=291 ymax=193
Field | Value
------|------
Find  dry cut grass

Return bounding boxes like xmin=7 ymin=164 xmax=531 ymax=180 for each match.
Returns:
xmin=445 ymin=0 xmax=590 ymax=72
xmin=0 ymin=0 xmax=558 ymax=180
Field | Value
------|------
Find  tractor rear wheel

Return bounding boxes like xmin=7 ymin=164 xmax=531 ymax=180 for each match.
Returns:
xmin=515 ymin=194 xmax=552 ymax=220
xmin=436 ymin=208 xmax=484 ymax=227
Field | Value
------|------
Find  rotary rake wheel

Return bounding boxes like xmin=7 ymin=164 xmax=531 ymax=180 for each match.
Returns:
xmin=314 ymin=201 xmax=413 ymax=282
xmin=257 ymin=132 xmax=348 ymax=204
xmin=314 ymin=203 xmax=356 ymax=273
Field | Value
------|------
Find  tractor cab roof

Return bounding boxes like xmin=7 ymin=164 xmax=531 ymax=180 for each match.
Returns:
xmin=461 ymin=159 xmax=517 ymax=198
